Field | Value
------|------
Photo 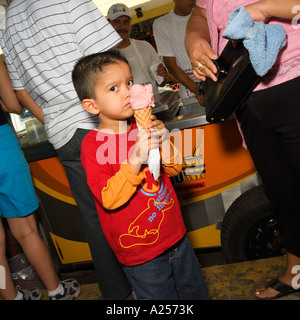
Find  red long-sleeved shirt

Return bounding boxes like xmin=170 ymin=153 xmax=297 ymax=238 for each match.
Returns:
xmin=81 ymin=121 xmax=186 ymax=266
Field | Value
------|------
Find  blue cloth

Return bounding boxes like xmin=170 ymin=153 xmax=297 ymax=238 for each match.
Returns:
xmin=122 ymin=236 xmax=209 ymax=300
xmin=0 ymin=124 xmax=39 ymax=218
xmin=222 ymin=6 xmax=287 ymax=77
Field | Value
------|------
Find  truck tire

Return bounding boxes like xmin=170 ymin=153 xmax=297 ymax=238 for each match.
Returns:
xmin=221 ymin=185 xmax=285 ymax=263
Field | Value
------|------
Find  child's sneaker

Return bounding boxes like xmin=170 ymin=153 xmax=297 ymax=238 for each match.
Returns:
xmin=19 ymin=288 xmax=42 ymax=300
xmin=49 ymin=279 xmax=80 ymax=300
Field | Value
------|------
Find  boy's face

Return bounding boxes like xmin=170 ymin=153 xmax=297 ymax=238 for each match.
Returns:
xmin=92 ymin=61 xmax=134 ymax=122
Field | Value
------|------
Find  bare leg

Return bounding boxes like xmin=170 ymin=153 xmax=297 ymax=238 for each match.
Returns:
xmin=0 ymin=218 xmax=18 ymax=300
xmin=7 ymin=214 xmax=60 ymax=291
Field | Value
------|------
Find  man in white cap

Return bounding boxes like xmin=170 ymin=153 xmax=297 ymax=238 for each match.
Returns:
xmin=107 ymin=3 xmax=168 ymax=94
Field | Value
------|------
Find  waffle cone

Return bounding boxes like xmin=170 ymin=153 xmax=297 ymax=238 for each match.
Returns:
xmin=133 ymin=105 xmax=152 ymax=128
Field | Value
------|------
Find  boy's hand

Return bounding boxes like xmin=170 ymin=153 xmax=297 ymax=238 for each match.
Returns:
xmin=148 ymin=115 xmax=168 ymax=149
xmin=131 ymin=128 xmax=159 ymax=165
xmin=148 ymin=114 xmax=164 ymax=131
xmin=148 ymin=115 xmax=176 ymax=161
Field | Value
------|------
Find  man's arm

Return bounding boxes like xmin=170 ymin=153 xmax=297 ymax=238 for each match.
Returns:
xmin=163 ymin=57 xmax=199 ymax=94
xmin=163 ymin=56 xmax=203 ymax=104
xmin=15 ymin=89 xmax=44 ymax=123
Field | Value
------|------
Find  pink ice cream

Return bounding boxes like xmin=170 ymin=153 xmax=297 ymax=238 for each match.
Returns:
xmin=130 ymin=84 xmax=160 ymax=180
xmin=129 ymin=84 xmax=155 ymax=110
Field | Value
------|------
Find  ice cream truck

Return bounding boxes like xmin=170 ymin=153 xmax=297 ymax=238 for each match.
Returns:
xmin=6 ymin=92 xmax=284 ymax=271
xmin=3 ymin=1 xmax=284 ymax=270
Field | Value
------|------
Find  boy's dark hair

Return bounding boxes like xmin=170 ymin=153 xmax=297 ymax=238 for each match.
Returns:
xmin=72 ymin=50 xmax=129 ymax=102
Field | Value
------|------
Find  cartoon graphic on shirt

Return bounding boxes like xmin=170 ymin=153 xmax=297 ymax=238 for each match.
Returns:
xmin=119 ymin=167 xmax=175 ymax=248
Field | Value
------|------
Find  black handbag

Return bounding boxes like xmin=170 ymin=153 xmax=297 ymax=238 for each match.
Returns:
xmin=201 ymin=41 xmax=260 ymax=123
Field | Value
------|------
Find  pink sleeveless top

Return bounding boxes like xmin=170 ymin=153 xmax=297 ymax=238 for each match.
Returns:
xmin=196 ymin=0 xmax=300 ymax=91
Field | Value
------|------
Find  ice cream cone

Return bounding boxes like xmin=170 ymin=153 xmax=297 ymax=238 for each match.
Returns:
xmin=133 ymin=105 xmax=152 ymax=128
xmin=130 ymin=84 xmax=155 ymax=127
xmin=129 ymin=84 xmax=160 ymax=180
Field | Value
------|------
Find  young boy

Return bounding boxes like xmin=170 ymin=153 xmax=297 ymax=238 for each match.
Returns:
xmin=72 ymin=50 xmax=208 ymax=300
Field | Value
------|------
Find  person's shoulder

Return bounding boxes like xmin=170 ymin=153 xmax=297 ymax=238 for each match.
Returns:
xmin=84 ymin=129 xmax=97 ymax=138
xmin=133 ymin=39 xmax=154 ymax=50
xmin=80 ymin=130 xmax=99 ymax=165
xmin=81 ymin=129 xmax=98 ymax=149
xmin=153 ymin=12 xmax=173 ymax=26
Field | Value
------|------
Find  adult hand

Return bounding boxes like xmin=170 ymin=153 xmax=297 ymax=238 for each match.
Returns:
xmin=196 ymin=93 xmax=205 ymax=106
xmin=156 ymin=63 xmax=168 ymax=80
xmin=186 ymin=34 xmax=219 ymax=83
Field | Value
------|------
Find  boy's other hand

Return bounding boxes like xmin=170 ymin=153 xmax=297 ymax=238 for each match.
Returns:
xmin=131 ymin=128 xmax=159 ymax=165
xmin=148 ymin=115 xmax=168 ymax=149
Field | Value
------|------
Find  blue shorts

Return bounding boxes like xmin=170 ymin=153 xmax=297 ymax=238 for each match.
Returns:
xmin=0 ymin=124 xmax=39 ymax=218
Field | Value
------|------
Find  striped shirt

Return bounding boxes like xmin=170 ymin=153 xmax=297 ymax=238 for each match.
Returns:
xmin=0 ymin=0 xmax=121 ymax=149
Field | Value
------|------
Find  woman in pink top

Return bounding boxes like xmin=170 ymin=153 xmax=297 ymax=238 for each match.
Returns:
xmin=185 ymin=0 xmax=300 ymax=300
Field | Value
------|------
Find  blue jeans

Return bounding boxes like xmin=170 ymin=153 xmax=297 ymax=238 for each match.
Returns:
xmin=56 ymin=129 xmax=131 ymax=300
xmin=122 ymin=236 xmax=209 ymax=300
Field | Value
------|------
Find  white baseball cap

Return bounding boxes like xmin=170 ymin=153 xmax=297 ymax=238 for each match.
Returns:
xmin=107 ymin=3 xmax=132 ymax=21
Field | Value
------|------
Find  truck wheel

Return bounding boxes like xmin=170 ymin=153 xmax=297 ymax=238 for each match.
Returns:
xmin=221 ymin=185 xmax=286 ymax=263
